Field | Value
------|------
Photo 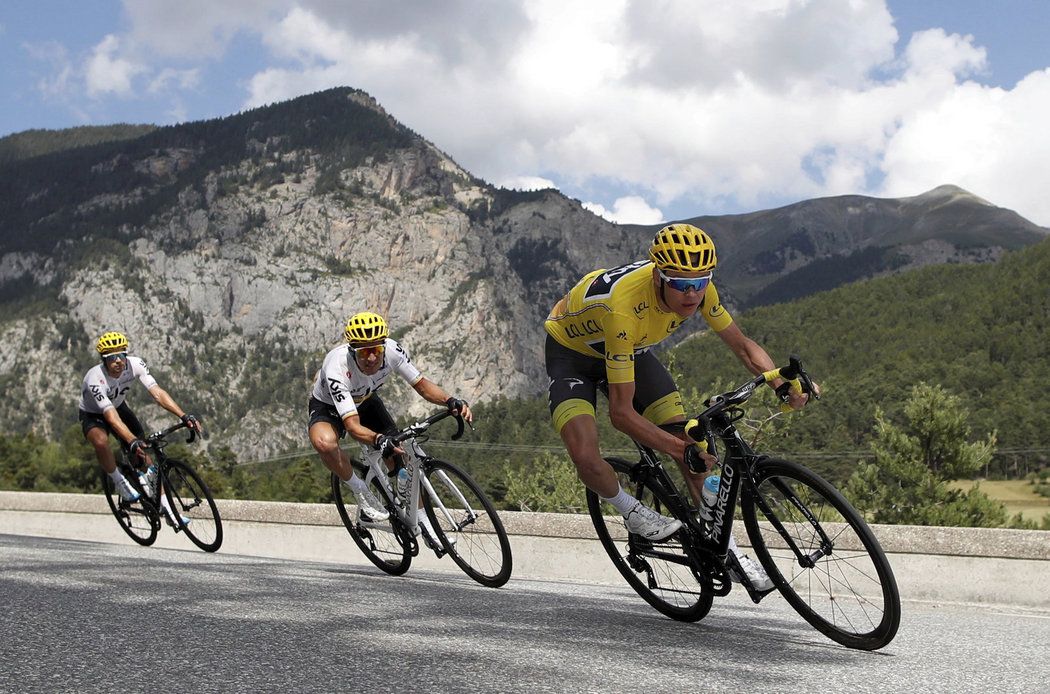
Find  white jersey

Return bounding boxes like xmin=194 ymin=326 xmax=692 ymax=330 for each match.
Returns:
xmin=310 ymin=339 xmax=423 ymax=419
xmin=78 ymin=356 xmax=158 ymax=413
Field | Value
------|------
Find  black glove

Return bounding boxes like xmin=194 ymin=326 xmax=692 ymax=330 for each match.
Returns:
xmin=446 ymin=397 xmax=467 ymax=413
xmin=373 ymin=434 xmax=397 ymax=458
xmin=684 ymin=442 xmax=709 ymax=474
xmin=181 ymin=413 xmax=201 ymax=428
xmin=129 ymin=438 xmax=148 ymax=460
xmin=775 ymin=382 xmax=796 ymax=403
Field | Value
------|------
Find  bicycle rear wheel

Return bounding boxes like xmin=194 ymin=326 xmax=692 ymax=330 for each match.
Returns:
xmin=586 ymin=457 xmax=713 ymax=622
xmin=422 ymin=459 xmax=513 ymax=588
xmin=163 ymin=459 xmax=223 ymax=552
xmin=332 ymin=471 xmax=412 ymax=576
xmin=741 ymin=458 xmax=901 ymax=650
xmin=101 ymin=470 xmax=159 ymax=546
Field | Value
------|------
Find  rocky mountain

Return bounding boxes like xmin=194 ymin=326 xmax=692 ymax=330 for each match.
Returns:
xmin=0 ymin=87 xmax=1045 ymax=456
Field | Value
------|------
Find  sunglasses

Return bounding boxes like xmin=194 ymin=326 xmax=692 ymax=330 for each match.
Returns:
xmin=101 ymin=352 xmax=128 ymax=362
xmin=352 ymin=344 xmax=385 ymax=360
xmin=658 ymin=269 xmax=712 ymax=293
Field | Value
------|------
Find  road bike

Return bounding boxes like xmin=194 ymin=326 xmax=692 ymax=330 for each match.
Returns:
xmin=587 ymin=357 xmax=900 ymax=650
xmin=332 ymin=409 xmax=513 ymax=588
xmin=101 ymin=421 xmax=223 ymax=552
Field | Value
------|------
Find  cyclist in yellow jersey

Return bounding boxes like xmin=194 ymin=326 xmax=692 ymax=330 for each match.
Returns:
xmin=544 ymin=224 xmax=814 ymax=589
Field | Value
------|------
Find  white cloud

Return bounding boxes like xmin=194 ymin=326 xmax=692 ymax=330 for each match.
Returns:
xmin=880 ymin=67 xmax=1050 ymax=227
xmin=147 ymin=68 xmax=201 ymax=94
xmin=23 ymin=41 xmax=75 ymax=98
xmin=497 ymin=176 xmax=558 ymax=192
xmin=85 ymin=35 xmax=145 ymax=97
xmin=94 ymin=0 xmax=1050 ymax=226
xmin=584 ymin=196 xmax=664 ymax=225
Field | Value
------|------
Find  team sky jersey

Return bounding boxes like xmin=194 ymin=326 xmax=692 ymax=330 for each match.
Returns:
xmin=310 ymin=338 xmax=423 ymax=420
xmin=544 ymin=260 xmax=734 ymax=384
xmin=78 ymin=356 xmax=159 ymax=413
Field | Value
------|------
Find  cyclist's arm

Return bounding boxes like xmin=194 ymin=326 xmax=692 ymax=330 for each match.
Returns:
xmin=342 ymin=413 xmax=383 ymax=448
xmin=607 ymin=381 xmax=690 ymax=463
xmin=146 ymin=384 xmax=188 ymax=420
xmin=716 ymin=323 xmax=810 ymax=409
xmin=101 ymin=406 xmax=138 ymax=447
xmin=412 ymin=377 xmax=474 ymax=422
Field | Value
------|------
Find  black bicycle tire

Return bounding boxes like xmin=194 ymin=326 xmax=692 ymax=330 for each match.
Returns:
xmin=163 ymin=459 xmax=224 ymax=552
xmin=101 ymin=469 xmax=159 ymax=546
xmin=331 ymin=471 xmax=412 ymax=576
xmin=422 ymin=459 xmax=513 ymax=588
xmin=741 ymin=458 xmax=901 ymax=650
xmin=586 ymin=456 xmax=713 ymax=622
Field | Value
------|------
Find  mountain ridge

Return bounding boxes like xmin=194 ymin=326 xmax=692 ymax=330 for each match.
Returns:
xmin=0 ymin=86 xmax=1045 ymax=456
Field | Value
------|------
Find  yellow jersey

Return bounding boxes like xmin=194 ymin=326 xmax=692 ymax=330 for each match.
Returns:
xmin=544 ymin=260 xmax=734 ymax=383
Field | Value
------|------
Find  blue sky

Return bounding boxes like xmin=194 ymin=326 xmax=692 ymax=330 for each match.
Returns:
xmin=2 ymin=1 xmax=1049 ymax=226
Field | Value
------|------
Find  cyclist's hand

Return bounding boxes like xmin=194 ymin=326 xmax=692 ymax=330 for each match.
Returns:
xmin=181 ymin=413 xmax=203 ymax=430
xmin=129 ymin=438 xmax=150 ymax=463
xmin=776 ymin=381 xmax=815 ymax=410
xmin=446 ymin=396 xmax=473 ymax=423
xmin=374 ymin=433 xmax=404 ymax=458
xmin=683 ymin=442 xmax=715 ymax=474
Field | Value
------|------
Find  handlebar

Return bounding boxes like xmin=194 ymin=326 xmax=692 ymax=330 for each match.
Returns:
xmin=146 ymin=420 xmax=203 ymax=446
xmin=391 ymin=408 xmax=471 ymax=444
xmin=685 ymin=355 xmax=819 ymax=441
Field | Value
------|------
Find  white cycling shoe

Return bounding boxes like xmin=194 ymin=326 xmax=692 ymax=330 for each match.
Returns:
xmin=730 ymin=551 xmax=774 ymax=591
xmin=113 ymin=476 xmax=141 ymax=502
xmin=418 ymin=516 xmax=457 ymax=547
xmin=623 ymin=501 xmax=683 ymax=542
xmin=351 ymin=483 xmax=390 ymax=523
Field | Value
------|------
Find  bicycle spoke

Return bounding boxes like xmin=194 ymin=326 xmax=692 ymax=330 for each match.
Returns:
xmin=743 ymin=459 xmax=900 ymax=650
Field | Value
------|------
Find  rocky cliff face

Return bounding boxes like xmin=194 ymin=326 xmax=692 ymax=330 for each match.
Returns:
xmin=0 ymin=88 xmax=1045 ymax=456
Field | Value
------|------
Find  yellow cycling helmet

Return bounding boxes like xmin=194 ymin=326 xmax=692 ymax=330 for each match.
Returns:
xmin=344 ymin=312 xmax=388 ymax=345
xmin=649 ymin=224 xmax=717 ymax=273
xmin=95 ymin=331 xmax=129 ymax=354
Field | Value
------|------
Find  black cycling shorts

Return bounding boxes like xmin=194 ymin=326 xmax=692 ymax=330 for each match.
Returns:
xmin=78 ymin=402 xmax=145 ymax=445
xmin=307 ymin=393 xmax=398 ymax=438
xmin=544 ymin=334 xmax=685 ymax=432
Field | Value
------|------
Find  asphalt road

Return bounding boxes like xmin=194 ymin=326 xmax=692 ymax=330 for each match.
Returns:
xmin=1 ymin=534 xmax=1046 ymax=693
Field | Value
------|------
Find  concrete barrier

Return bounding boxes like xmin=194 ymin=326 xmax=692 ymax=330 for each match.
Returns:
xmin=2 ymin=491 xmax=1047 ymax=609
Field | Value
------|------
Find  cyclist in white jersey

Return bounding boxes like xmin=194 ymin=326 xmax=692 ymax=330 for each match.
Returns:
xmin=79 ymin=331 xmax=203 ymax=520
xmin=308 ymin=312 xmax=473 ymax=529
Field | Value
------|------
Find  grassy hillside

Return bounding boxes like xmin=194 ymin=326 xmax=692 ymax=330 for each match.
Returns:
xmin=670 ymin=236 xmax=1050 ymax=480
xmin=0 ymin=124 xmax=156 ymax=164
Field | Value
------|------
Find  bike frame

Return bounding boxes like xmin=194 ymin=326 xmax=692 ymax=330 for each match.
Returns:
xmin=620 ymin=367 xmax=821 ymax=599
xmin=115 ymin=421 xmax=198 ymax=528
xmin=356 ymin=412 xmax=479 ymax=556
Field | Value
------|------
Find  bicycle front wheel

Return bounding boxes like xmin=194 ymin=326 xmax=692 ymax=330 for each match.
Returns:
xmin=332 ymin=471 xmax=412 ymax=576
xmin=163 ymin=460 xmax=223 ymax=552
xmin=586 ymin=457 xmax=713 ymax=622
xmin=742 ymin=458 xmax=901 ymax=650
xmin=423 ymin=459 xmax=513 ymax=588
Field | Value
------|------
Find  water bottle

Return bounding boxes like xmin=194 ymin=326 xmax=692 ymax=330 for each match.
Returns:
xmin=396 ymin=467 xmax=410 ymax=503
xmin=699 ymin=474 xmax=721 ymax=529
xmin=144 ymin=465 xmax=158 ymax=495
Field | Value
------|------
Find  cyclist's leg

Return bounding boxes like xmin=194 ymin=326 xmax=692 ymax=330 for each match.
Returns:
xmin=355 ymin=394 xmax=400 ymax=475
xmin=632 ymin=352 xmax=704 ymax=503
xmin=545 ymin=336 xmax=616 ymax=495
xmin=81 ymin=410 xmax=118 ymax=473
xmin=307 ymin=397 xmax=355 ymax=481
xmin=115 ymin=403 xmax=150 ymax=467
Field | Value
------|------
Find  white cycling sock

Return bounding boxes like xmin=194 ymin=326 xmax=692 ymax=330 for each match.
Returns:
xmin=345 ymin=475 xmax=367 ymax=491
xmin=108 ymin=469 xmax=125 ymax=483
xmin=601 ymin=485 xmax=638 ymax=515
